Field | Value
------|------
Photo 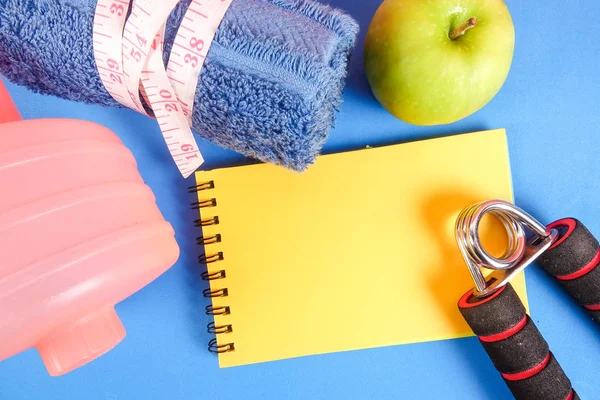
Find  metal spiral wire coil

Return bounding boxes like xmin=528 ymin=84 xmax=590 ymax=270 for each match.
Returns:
xmin=201 ymin=269 xmax=226 ymax=281
xmin=455 ymin=200 xmax=557 ymax=297
xmin=197 ymin=234 xmax=221 ymax=246
xmin=205 ymin=305 xmax=231 ymax=316
xmin=203 ymin=288 xmax=229 ymax=298
xmin=194 ymin=216 xmax=219 ymax=227
xmin=209 ymin=338 xmax=235 ymax=354
xmin=191 ymin=198 xmax=217 ymax=210
xmin=207 ymin=322 xmax=233 ymax=334
xmin=188 ymin=181 xmax=215 ymax=192
xmin=191 ymin=180 xmax=234 ymax=353
xmin=198 ymin=252 xmax=224 ymax=264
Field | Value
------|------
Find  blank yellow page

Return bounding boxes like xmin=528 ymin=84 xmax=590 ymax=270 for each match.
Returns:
xmin=196 ymin=129 xmax=526 ymax=368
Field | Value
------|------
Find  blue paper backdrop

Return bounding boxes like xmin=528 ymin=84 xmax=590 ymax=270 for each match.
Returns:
xmin=2 ymin=0 xmax=600 ymax=398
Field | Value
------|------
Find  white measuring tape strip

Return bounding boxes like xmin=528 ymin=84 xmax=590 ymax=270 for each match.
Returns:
xmin=92 ymin=0 xmax=232 ymax=178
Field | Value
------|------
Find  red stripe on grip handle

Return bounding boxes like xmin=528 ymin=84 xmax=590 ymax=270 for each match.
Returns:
xmin=502 ymin=353 xmax=551 ymax=381
xmin=556 ymin=248 xmax=600 ymax=281
xmin=479 ymin=314 xmax=527 ymax=343
xmin=458 ymin=284 xmax=574 ymax=400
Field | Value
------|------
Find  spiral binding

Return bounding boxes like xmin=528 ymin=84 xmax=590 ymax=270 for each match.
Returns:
xmin=198 ymin=252 xmax=224 ymax=264
xmin=208 ymin=321 xmax=233 ymax=334
xmin=201 ymin=269 xmax=226 ymax=280
xmin=191 ymin=198 xmax=217 ymax=210
xmin=205 ymin=305 xmax=231 ymax=315
xmin=209 ymin=338 xmax=235 ymax=353
xmin=197 ymin=234 xmax=221 ymax=246
xmin=194 ymin=216 xmax=219 ymax=227
xmin=189 ymin=180 xmax=235 ymax=354
xmin=203 ymin=288 xmax=229 ymax=297
xmin=188 ymin=181 xmax=215 ymax=192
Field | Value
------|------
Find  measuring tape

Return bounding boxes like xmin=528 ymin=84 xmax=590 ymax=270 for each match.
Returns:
xmin=92 ymin=0 xmax=232 ymax=178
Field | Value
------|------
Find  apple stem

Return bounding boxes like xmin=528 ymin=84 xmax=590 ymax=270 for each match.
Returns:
xmin=449 ymin=17 xmax=478 ymax=40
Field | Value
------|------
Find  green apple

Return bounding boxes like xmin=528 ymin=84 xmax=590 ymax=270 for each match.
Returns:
xmin=364 ymin=0 xmax=515 ymax=126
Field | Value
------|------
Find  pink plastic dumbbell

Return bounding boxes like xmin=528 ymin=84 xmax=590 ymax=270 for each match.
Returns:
xmin=0 ymin=80 xmax=180 ymax=376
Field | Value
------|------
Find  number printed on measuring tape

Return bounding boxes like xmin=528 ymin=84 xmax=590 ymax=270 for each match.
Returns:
xmin=142 ymin=29 xmax=204 ymax=176
xmin=121 ymin=0 xmax=181 ymax=115
xmin=93 ymin=0 xmax=133 ymax=106
xmin=92 ymin=0 xmax=232 ymax=178
xmin=167 ymin=0 xmax=233 ymax=123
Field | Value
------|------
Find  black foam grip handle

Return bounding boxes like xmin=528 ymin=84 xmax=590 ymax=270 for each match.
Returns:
xmin=504 ymin=353 xmax=573 ymax=400
xmin=480 ymin=316 xmax=548 ymax=374
xmin=458 ymin=284 xmax=574 ymax=400
xmin=588 ymin=309 xmax=600 ymax=324
xmin=538 ymin=218 xmax=600 ymax=320
xmin=458 ymin=283 xmax=526 ymax=337
xmin=539 ymin=218 xmax=599 ymax=277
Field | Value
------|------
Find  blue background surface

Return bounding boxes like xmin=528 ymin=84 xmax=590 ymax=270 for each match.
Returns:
xmin=2 ymin=0 xmax=600 ymax=398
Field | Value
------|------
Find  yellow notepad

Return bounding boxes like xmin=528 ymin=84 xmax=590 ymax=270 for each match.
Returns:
xmin=194 ymin=129 xmax=526 ymax=368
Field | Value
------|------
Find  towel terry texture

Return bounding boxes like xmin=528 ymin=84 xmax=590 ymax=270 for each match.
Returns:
xmin=0 ymin=0 xmax=358 ymax=171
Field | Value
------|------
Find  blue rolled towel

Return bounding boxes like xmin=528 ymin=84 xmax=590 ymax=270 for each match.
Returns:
xmin=0 ymin=0 xmax=358 ymax=171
